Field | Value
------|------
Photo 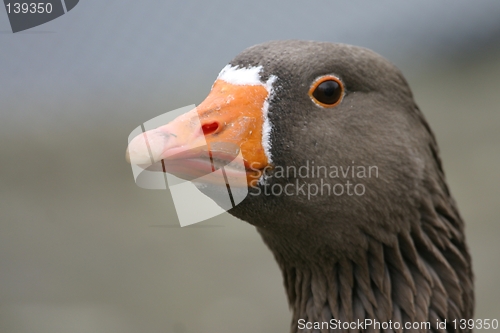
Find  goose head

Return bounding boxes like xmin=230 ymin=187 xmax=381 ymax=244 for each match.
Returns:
xmin=126 ymin=40 xmax=473 ymax=332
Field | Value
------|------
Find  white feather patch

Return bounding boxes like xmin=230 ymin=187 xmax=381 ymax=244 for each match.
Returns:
xmin=216 ymin=65 xmax=277 ymax=164
xmin=217 ymin=64 xmax=263 ymax=86
xmin=261 ymin=75 xmax=277 ymax=164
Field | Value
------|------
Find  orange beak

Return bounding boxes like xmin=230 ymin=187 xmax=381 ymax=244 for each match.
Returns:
xmin=126 ymin=79 xmax=271 ymax=187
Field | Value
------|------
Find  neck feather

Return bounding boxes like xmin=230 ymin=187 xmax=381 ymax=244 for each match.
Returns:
xmin=257 ymin=197 xmax=473 ymax=333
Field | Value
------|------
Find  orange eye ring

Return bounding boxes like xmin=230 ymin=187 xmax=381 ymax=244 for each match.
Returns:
xmin=308 ymin=75 xmax=344 ymax=108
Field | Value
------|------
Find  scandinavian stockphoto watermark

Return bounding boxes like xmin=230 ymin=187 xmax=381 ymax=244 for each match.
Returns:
xmin=297 ymin=318 xmax=499 ymax=331
xmin=3 ymin=0 xmax=79 ymax=33
xmin=127 ymin=106 xmax=378 ymax=227
xmin=248 ymin=160 xmax=378 ymax=199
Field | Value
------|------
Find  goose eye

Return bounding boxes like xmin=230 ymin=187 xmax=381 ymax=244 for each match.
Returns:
xmin=309 ymin=76 xmax=343 ymax=107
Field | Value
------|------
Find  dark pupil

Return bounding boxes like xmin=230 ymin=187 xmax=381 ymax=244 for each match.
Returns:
xmin=313 ymin=80 xmax=341 ymax=105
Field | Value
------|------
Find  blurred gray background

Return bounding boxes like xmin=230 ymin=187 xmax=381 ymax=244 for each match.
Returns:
xmin=1 ymin=1 xmax=500 ymax=332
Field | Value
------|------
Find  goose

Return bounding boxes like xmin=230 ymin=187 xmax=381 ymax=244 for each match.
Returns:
xmin=126 ymin=40 xmax=473 ymax=333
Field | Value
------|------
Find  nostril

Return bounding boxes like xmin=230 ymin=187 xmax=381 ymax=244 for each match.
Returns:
xmin=201 ymin=122 xmax=219 ymax=136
